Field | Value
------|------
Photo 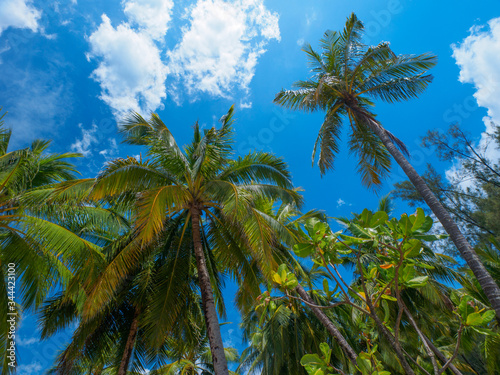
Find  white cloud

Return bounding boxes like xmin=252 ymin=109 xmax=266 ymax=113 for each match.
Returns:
xmin=17 ymin=362 xmax=42 ymax=375
xmin=449 ymin=17 xmax=500 ymax=186
xmin=240 ymin=100 xmax=252 ymax=109
xmin=452 ymin=18 xmax=500 ymax=123
xmin=167 ymin=0 xmax=280 ymax=99
xmin=336 ymin=198 xmax=345 ymax=207
xmin=87 ymin=14 xmax=168 ymax=117
xmin=71 ymin=123 xmax=99 ymax=157
xmin=71 ymin=123 xmax=119 ymax=161
xmin=0 ymin=0 xmax=41 ymax=35
xmin=122 ymin=0 xmax=174 ymax=40
xmin=16 ymin=336 xmax=37 ymax=346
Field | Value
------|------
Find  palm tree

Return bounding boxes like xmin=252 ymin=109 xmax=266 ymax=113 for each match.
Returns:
xmin=84 ymin=106 xmax=301 ymax=375
xmin=274 ymin=13 xmax=500 ymax=319
xmin=239 ymin=296 xmax=336 ymax=375
xmin=0 ymin=110 xmax=96 ymax=372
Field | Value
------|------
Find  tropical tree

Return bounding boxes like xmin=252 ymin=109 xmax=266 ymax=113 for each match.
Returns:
xmin=274 ymin=209 xmax=497 ymax=375
xmin=274 ymin=13 xmax=500 ymax=319
xmin=82 ymin=106 xmax=301 ymax=375
xmin=0 ymin=109 xmax=92 ymax=372
xmin=394 ymin=123 xmax=500 ymax=250
xmin=240 ymin=295 xmax=338 ymax=375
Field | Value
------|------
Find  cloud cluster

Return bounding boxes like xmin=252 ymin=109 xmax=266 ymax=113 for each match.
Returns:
xmin=452 ymin=18 xmax=500 ymax=157
xmin=452 ymin=18 xmax=500 ymax=124
xmin=70 ymin=122 xmax=119 ymax=162
xmin=87 ymin=14 xmax=168 ymax=117
xmin=123 ymin=0 xmax=174 ymax=40
xmin=448 ymin=17 xmax=500 ymax=186
xmin=87 ymin=0 xmax=280 ymax=116
xmin=0 ymin=0 xmax=41 ymax=35
xmin=167 ymin=0 xmax=280 ymax=100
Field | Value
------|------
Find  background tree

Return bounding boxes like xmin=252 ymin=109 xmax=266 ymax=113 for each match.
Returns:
xmin=394 ymin=123 xmax=500 ymax=251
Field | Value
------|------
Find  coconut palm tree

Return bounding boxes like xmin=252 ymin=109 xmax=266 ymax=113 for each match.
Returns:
xmin=239 ymin=296 xmax=337 ymax=375
xmin=0 ymin=109 xmax=111 ymax=372
xmin=274 ymin=13 xmax=500 ymax=319
xmin=83 ymin=106 xmax=301 ymax=375
xmin=42 ymin=237 xmax=204 ymax=375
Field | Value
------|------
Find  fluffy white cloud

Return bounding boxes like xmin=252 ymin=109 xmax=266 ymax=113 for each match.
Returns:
xmin=452 ymin=18 xmax=500 ymax=123
xmin=123 ymin=0 xmax=174 ymax=40
xmin=0 ymin=0 xmax=41 ymax=35
xmin=167 ymin=0 xmax=280 ymax=99
xmin=87 ymin=14 xmax=168 ymax=116
xmin=449 ymin=17 xmax=500 ymax=186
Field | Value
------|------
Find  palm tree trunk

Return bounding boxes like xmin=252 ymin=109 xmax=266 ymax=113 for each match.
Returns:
xmin=371 ymin=123 xmax=500 ymax=319
xmin=191 ymin=208 xmax=229 ymax=375
xmin=117 ymin=307 xmax=140 ymax=375
xmin=295 ymin=284 xmax=358 ymax=366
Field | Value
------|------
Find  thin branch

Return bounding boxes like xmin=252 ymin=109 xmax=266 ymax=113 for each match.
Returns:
xmin=438 ymin=324 xmax=464 ymax=375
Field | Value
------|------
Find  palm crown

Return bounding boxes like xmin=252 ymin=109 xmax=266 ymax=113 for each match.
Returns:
xmin=274 ymin=13 xmax=437 ymax=187
xmin=85 ymin=105 xmax=302 ymax=375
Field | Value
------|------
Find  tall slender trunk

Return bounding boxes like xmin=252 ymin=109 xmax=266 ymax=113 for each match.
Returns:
xmin=295 ymin=284 xmax=358 ymax=366
xmin=371 ymin=123 xmax=500 ymax=319
xmin=191 ymin=208 xmax=229 ymax=375
xmin=117 ymin=307 xmax=140 ymax=375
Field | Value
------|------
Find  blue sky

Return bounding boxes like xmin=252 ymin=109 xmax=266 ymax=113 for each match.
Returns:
xmin=2 ymin=0 xmax=500 ymax=373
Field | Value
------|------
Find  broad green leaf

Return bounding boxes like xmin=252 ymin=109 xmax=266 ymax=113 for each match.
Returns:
xmin=466 ymin=312 xmax=484 ymax=326
xmin=403 ymin=239 xmax=422 ymax=258
xmin=294 ymin=243 xmax=315 ymax=257
xmin=320 ymin=342 xmax=331 ymax=363
xmin=301 ymin=354 xmax=323 ymax=367
xmin=369 ymin=211 xmax=389 ymax=228
xmin=418 ymin=216 xmax=434 ymax=233
xmin=411 ymin=207 xmax=425 ymax=231
xmin=413 ymin=234 xmax=448 ymax=241
xmin=416 ymin=262 xmax=435 ymax=270
xmin=339 ymin=234 xmax=369 ymax=244
xmin=398 ymin=214 xmax=412 ymax=236
xmin=382 ymin=299 xmax=391 ymax=323
xmin=481 ymin=310 xmax=496 ymax=324
xmin=401 ymin=265 xmax=416 ymax=283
